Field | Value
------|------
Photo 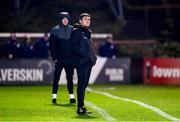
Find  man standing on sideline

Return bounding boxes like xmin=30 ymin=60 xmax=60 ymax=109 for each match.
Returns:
xmin=49 ymin=12 xmax=76 ymax=104
xmin=71 ymin=13 xmax=97 ymax=115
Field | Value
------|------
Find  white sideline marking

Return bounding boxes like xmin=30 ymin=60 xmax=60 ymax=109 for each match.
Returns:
xmin=85 ymin=101 xmax=116 ymax=121
xmin=98 ymin=87 xmax=116 ymax=91
xmin=87 ymin=88 xmax=180 ymax=122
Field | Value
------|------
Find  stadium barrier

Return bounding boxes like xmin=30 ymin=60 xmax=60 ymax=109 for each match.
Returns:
xmin=0 ymin=57 xmax=144 ymax=85
xmin=144 ymin=58 xmax=180 ymax=85
xmin=130 ymin=58 xmax=143 ymax=84
xmin=0 ymin=59 xmax=54 ymax=85
xmin=0 ymin=33 xmax=112 ymax=39
xmin=93 ymin=57 xmax=131 ymax=84
xmin=3 ymin=57 xmax=180 ymax=85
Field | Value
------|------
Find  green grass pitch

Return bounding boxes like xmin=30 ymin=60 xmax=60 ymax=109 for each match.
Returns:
xmin=0 ymin=84 xmax=180 ymax=121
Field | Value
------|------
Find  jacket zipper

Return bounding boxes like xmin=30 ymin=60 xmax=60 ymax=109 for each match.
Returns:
xmin=64 ymin=27 xmax=67 ymax=39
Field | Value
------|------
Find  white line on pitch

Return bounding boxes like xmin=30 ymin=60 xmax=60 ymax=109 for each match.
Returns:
xmin=87 ymin=87 xmax=180 ymax=122
xmin=85 ymin=101 xmax=116 ymax=121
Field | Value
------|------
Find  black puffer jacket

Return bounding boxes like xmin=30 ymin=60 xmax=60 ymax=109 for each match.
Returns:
xmin=49 ymin=12 xmax=73 ymax=64
xmin=71 ymin=24 xmax=97 ymax=65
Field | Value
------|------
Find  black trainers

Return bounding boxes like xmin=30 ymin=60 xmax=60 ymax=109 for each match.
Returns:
xmin=82 ymin=107 xmax=92 ymax=114
xmin=77 ymin=106 xmax=92 ymax=115
xmin=70 ymin=98 xmax=76 ymax=104
xmin=52 ymin=98 xmax=56 ymax=104
xmin=77 ymin=107 xmax=84 ymax=115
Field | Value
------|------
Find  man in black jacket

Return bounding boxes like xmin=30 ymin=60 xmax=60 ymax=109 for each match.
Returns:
xmin=49 ymin=12 xmax=76 ymax=104
xmin=71 ymin=13 xmax=97 ymax=115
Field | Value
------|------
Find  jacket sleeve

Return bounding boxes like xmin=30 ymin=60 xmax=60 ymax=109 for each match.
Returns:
xmin=49 ymin=34 xmax=57 ymax=61
xmin=71 ymin=30 xmax=84 ymax=57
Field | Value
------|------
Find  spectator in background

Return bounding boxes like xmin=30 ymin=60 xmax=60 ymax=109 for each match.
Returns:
xmin=4 ymin=32 xmax=21 ymax=59
xmin=0 ymin=45 xmax=3 ymax=57
xmin=20 ymin=35 xmax=34 ymax=58
xmin=34 ymin=33 xmax=49 ymax=58
xmin=99 ymin=36 xmax=117 ymax=58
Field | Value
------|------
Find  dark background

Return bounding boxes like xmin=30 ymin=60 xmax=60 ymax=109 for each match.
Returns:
xmin=0 ymin=0 xmax=180 ymax=40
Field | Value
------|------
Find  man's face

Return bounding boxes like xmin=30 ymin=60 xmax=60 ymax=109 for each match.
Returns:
xmin=44 ymin=35 xmax=49 ymax=41
xmin=26 ymin=36 xmax=31 ymax=44
xmin=62 ymin=17 xmax=69 ymax=26
xmin=11 ymin=33 xmax=16 ymax=40
xmin=79 ymin=16 xmax=91 ymax=27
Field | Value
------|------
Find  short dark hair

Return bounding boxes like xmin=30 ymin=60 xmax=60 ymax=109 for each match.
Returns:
xmin=79 ymin=13 xmax=90 ymax=20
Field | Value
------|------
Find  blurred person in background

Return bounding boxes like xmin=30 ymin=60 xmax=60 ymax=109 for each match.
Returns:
xmin=49 ymin=12 xmax=76 ymax=104
xmin=0 ymin=45 xmax=3 ymax=57
xmin=3 ymin=32 xmax=21 ymax=59
xmin=34 ymin=33 xmax=49 ymax=58
xmin=20 ymin=35 xmax=34 ymax=58
xmin=99 ymin=36 xmax=117 ymax=58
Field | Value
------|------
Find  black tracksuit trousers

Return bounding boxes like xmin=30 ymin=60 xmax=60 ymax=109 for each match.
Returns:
xmin=52 ymin=63 xmax=74 ymax=94
xmin=76 ymin=63 xmax=92 ymax=108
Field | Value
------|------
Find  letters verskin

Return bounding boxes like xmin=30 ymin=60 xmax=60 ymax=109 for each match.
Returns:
xmin=0 ymin=68 xmax=43 ymax=82
xmin=0 ymin=59 xmax=53 ymax=85
xmin=144 ymin=58 xmax=180 ymax=85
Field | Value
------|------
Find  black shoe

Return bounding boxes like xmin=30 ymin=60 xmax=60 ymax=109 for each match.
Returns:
xmin=52 ymin=98 xmax=56 ymax=104
xmin=70 ymin=98 xmax=76 ymax=104
xmin=82 ymin=106 xmax=92 ymax=114
xmin=77 ymin=106 xmax=92 ymax=115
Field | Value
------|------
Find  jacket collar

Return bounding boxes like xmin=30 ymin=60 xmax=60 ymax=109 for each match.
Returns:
xmin=73 ymin=23 xmax=91 ymax=32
